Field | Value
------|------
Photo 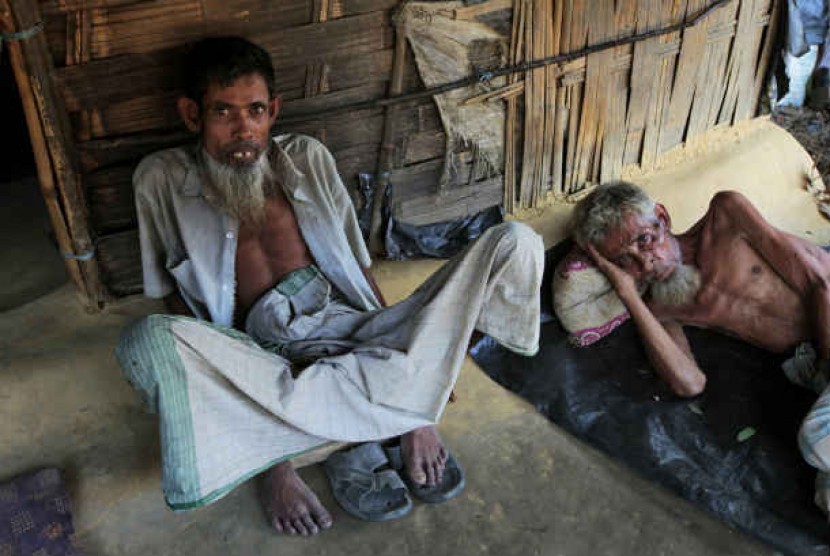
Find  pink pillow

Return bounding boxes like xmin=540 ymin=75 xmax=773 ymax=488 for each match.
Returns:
xmin=552 ymin=247 xmax=631 ymax=347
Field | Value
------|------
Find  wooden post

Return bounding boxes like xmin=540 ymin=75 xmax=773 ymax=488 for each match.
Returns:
xmin=0 ymin=0 xmax=105 ymax=309
xmin=369 ymin=21 xmax=408 ymax=255
xmin=750 ymin=0 xmax=781 ymax=117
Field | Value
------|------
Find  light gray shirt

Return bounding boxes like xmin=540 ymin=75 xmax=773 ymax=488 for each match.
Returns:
xmin=133 ymin=133 xmax=381 ymax=326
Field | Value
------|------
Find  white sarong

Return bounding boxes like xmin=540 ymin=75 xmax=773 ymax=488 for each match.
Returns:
xmin=116 ymin=222 xmax=544 ymax=510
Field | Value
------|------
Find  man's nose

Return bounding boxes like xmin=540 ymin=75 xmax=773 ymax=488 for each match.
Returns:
xmin=639 ymin=255 xmax=655 ymax=276
xmin=232 ymin=111 xmax=255 ymax=138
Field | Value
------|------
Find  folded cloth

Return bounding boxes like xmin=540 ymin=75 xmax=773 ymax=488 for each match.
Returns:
xmin=0 ymin=468 xmax=82 ymax=556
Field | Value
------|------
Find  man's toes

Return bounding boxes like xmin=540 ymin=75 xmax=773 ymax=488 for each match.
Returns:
xmin=291 ymin=516 xmax=310 ymax=536
xmin=433 ymin=461 xmax=445 ymax=486
xmin=301 ymin=514 xmax=320 ymax=536
xmin=316 ymin=509 xmax=333 ymax=530
xmin=409 ymin=465 xmax=427 ymax=486
xmin=271 ymin=517 xmax=285 ymax=533
xmin=424 ymin=462 xmax=438 ymax=487
xmin=277 ymin=517 xmax=296 ymax=535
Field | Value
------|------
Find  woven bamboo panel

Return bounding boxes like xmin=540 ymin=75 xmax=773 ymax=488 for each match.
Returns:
xmin=507 ymin=0 xmax=777 ymax=210
xmin=31 ymin=0 xmax=399 ymax=295
xmin=28 ymin=0 xmax=776 ymax=298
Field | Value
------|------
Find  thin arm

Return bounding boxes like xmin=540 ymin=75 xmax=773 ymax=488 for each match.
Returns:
xmin=587 ymin=244 xmax=706 ymax=397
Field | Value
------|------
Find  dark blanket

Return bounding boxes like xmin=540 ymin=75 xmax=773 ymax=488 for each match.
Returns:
xmin=471 ymin=244 xmax=829 ymax=555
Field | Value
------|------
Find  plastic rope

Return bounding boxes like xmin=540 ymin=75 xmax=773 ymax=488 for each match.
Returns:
xmin=0 ymin=20 xmax=44 ymax=44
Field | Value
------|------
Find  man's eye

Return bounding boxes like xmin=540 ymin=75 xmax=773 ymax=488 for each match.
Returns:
xmin=637 ymin=234 xmax=653 ymax=247
xmin=213 ymin=107 xmax=230 ymax=117
xmin=251 ymin=105 xmax=266 ymax=116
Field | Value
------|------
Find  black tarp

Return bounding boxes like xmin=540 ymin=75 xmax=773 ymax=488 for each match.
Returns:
xmin=471 ymin=242 xmax=830 ymax=555
xmin=357 ymin=174 xmax=503 ymax=260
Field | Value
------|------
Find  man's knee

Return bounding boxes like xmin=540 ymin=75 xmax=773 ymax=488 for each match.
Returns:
xmin=117 ymin=314 xmax=175 ymax=359
xmin=799 ymin=406 xmax=830 ymax=471
xmin=484 ymin=221 xmax=544 ymax=260
xmin=115 ymin=314 xmax=180 ymax=411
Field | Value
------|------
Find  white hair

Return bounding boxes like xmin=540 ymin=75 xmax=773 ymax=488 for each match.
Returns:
xmin=199 ymin=148 xmax=276 ymax=225
xmin=649 ymin=264 xmax=702 ymax=306
xmin=571 ymin=181 xmax=656 ymax=247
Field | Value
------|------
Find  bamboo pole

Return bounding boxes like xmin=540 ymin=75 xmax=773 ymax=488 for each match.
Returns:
xmin=1 ymin=0 xmax=105 ymax=308
xmin=369 ymin=16 xmax=408 ymax=255
xmin=749 ymin=0 xmax=780 ymax=117
xmin=503 ymin=0 xmax=524 ymax=214
xmin=1 ymin=30 xmax=86 ymax=295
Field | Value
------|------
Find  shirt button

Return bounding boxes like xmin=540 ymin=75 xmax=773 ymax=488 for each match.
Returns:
xmin=225 ymin=232 xmax=234 ymax=239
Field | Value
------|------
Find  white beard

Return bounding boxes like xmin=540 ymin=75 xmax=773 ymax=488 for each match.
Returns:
xmin=199 ymin=148 xmax=275 ymax=224
xmin=649 ymin=264 xmax=702 ymax=307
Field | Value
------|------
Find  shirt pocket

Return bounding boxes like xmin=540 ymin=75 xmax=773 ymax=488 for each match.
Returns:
xmin=167 ymin=257 xmax=205 ymax=304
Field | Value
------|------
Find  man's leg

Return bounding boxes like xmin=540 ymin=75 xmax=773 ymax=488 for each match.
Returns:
xmin=245 ymin=222 xmax=543 ymax=490
xmin=350 ymin=222 xmax=545 ymax=487
xmin=121 ymin=223 xmax=544 ymax=509
xmin=116 ymin=314 xmax=333 ymax=535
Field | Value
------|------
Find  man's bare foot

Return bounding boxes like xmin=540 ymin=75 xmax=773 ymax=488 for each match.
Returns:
xmin=264 ymin=461 xmax=333 ymax=536
xmin=400 ymin=426 xmax=448 ymax=487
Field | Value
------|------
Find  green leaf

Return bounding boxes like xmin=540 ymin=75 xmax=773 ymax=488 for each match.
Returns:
xmin=736 ymin=427 xmax=756 ymax=443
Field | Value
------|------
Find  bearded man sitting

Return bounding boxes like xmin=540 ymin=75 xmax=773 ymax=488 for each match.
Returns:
xmin=117 ymin=36 xmax=543 ymax=536
xmin=570 ymin=180 xmax=830 ymax=516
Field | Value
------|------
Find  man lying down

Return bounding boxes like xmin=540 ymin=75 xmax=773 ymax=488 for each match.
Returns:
xmin=570 ymin=181 xmax=830 ymax=516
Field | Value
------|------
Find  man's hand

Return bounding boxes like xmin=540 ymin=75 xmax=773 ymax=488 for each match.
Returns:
xmin=586 ymin=244 xmax=640 ymax=303
xmin=585 ymin=244 xmax=705 ymax=397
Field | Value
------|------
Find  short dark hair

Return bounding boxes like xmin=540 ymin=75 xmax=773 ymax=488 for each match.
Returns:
xmin=181 ymin=36 xmax=276 ymax=106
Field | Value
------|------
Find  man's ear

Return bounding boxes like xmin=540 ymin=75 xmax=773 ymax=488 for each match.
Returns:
xmin=177 ymin=96 xmax=201 ymax=133
xmin=267 ymin=96 xmax=281 ymax=126
xmin=654 ymin=203 xmax=672 ymax=230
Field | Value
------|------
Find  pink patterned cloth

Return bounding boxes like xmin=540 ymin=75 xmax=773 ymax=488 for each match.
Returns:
xmin=552 ymin=247 xmax=631 ymax=347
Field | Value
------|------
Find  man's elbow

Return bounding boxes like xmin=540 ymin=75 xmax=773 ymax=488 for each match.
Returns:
xmin=710 ymin=190 xmax=747 ymax=210
xmin=671 ymin=371 xmax=706 ymax=398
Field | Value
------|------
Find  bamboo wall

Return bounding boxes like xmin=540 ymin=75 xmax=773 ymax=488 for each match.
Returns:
xmin=4 ymin=0 xmax=777 ymax=302
xmin=505 ymin=0 xmax=777 ymax=211
xmin=39 ymin=0 xmax=404 ymax=296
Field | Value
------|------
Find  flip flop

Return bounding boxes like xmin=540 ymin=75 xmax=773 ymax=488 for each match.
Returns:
xmin=384 ymin=443 xmax=466 ymax=504
xmin=323 ymin=442 xmax=412 ymax=522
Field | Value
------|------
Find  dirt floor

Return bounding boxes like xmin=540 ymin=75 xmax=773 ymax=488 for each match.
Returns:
xmin=772 ymin=105 xmax=830 ymax=188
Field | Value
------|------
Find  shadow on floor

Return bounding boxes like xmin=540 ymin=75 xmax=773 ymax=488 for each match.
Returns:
xmin=0 ymin=175 xmax=67 ymax=312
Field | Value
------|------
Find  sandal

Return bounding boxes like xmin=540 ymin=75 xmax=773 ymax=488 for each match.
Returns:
xmin=384 ymin=443 xmax=466 ymax=504
xmin=323 ymin=442 xmax=412 ymax=521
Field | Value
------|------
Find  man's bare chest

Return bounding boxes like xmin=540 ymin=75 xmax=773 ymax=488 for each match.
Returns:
xmin=234 ymin=196 xmax=314 ymax=314
xmin=656 ymin=237 xmax=807 ymax=349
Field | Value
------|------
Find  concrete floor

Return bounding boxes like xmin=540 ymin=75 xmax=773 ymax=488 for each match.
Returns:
xmin=0 ymin=282 xmax=771 ymax=556
xmin=1 ymin=250 xmax=774 ymax=556
xmin=0 ymin=177 xmax=67 ymax=311
xmin=2 ymin=118 xmax=814 ymax=555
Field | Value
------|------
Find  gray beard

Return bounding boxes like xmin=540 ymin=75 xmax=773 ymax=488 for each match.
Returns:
xmin=649 ymin=264 xmax=702 ymax=307
xmin=199 ymin=148 xmax=275 ymax=224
